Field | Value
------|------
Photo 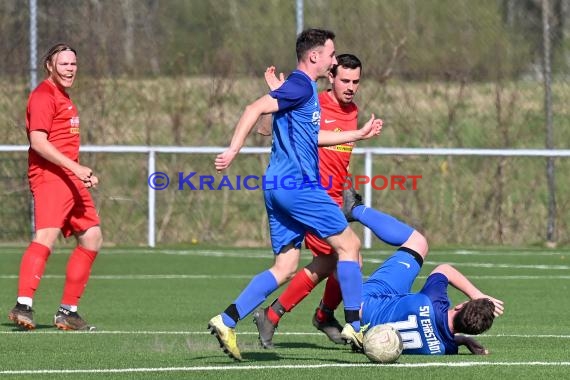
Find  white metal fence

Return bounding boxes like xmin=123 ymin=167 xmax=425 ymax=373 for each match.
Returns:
xmin=2 ymin=145 xmax=569 ymax=248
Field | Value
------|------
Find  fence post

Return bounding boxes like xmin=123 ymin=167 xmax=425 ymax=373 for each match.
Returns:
xmin=363 ymin=150 xmax=373 ymax=248
xmin=148 ymin=149 xmax=156 ymax=247
xmin=542 ymin=0 xmax=556 ymax=245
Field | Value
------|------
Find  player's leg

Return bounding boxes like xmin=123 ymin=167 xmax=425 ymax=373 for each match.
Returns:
xmin=54 ymin=225 xmax=101 ymax=331
xmin=55 ymin=185 xmax=101 ymax=331
xmin=343 ymin=187 xmax=428 ymax=253
xmin=264 ymin=234 xmax=336 ymax=324
xmin=313 ymin=249 xmax=363 ymax=344
xmin=325 ymin=226 xmax=365 ymax=349
xmin=8 ymin=180 xmax=72 ymax=330
xmin=210 ymin=243 xmax=300 ymax=359
xmin=254 ymin=245 xmax=336 ymax=348
xmin=280 ymin=186 xmax=362 ymax=344
xmin=8 ymin=227 xmax=60 ymax=330
xmin=208 ymin=188 xmax=303 ymax=360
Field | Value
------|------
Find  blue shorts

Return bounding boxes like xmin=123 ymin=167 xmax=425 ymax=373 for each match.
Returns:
xmin=362 ymin=250 xmax=421 ymax=299
xmin=264 ymin=186 xmax=348 ymax=253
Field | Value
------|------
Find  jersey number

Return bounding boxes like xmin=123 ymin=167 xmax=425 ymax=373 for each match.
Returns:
xmin=386 ymin=315 xmax=423 ymax=349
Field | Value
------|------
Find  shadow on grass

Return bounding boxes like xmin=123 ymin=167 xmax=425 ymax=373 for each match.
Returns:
xmin=0 ymin=322 xmax=55 ymax=331
xmin=274 ymin=341 xmax=344 ymax=351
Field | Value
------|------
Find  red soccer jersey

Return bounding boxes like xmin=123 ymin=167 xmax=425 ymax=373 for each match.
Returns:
xmin=318 ymin=90 xmax=358 ymax=205
xmin=26 ymin=79 xmax=80 ymax=182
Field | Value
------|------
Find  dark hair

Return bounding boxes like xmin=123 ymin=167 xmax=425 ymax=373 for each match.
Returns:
xmin=43 ymin=43 xmax=77 ymax=74
xmin=295 ymin=28 xmax=335 ymax=61
xmin=330 ymin=53 xmax=362 ymax=77
xmin=453 ymin=298 xmax=495 ymax=335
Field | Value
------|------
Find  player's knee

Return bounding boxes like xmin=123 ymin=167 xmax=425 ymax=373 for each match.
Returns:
xmin=403 ymin=230 xmax=429 ymax=260
xmin=307 ymin=256 xmax=336 ymax=279
xmin=78 ymin=226 xmax=103 ymax=252
xmin=33 ymin=228 xmax=61 ymax=251
xmin=271 ymin=265 xmax=299 ymax=284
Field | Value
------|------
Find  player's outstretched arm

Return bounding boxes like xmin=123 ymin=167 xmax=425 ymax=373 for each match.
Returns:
xmin=215 ymin=95 xmax=279 ymax=171
xmin=318 ymin=114 xmax=383 ymax=147
xmin=431 ymin=264 xmax=504 ymax=317
xmin=454 ymin=335 xmax=489 ymax=355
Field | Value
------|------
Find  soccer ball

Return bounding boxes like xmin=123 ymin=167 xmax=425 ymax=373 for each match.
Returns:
xmin=363 ymin=324 xmax=403 ymax=363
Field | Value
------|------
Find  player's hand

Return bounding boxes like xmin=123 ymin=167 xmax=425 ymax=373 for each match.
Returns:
xmin=472 ymin=293 xmax=504 ymax=317
xmin=456 ymin=335 xmax=489 ymax=355
xmin=73 ymin=164 xmax=94 ymax=183
xmin=84 ymin=175 xmax=99 ymax=188
xmin=265 ymin=66 xmax=284 ymax=91
xmin=485 ymin=296 xmax=504 ymax=317
xmin=357 ymin=114 xmax=383 ymax=140
xmin=215 ymin=149 xmax=238 ymax=172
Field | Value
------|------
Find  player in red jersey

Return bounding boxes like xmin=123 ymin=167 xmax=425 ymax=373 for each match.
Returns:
xmin=7 ymin=43 xmax=102 ymax=331
xmin=254 ymin=54 xmax=428 ymax=349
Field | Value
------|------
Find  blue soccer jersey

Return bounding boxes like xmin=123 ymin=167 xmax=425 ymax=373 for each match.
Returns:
xmin=265 ymin=70 xmax=321 ymax=188
xmin=261 ymin=70 xmax=348 ymax=253
xmin=362 ymin=273 xmax=459 ymax=355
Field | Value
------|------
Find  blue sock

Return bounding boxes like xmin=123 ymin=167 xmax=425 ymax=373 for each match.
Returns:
xmin=221 ymin=270 xmax=278 ymax=328
xmin=336 ymin=260 xmax=361 ymax=331
xmin=352 ymin=205 xmax=414 ymax=246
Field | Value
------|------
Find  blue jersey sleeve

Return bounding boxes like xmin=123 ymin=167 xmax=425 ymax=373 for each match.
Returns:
xmin=419 ymin=273 xmax=459 ymax=354
xmin=419 ymin=273 xmax=449 ymax=305
xmin=269 ymin=71 xmax=314 ymax=112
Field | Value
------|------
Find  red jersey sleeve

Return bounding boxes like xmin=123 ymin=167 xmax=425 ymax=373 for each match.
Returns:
xmin=27 ymin=87 xmax=57 ymax=135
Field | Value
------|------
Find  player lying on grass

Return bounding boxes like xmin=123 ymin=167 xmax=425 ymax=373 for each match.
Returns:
xmin=253 ymin=54 xmax=427 ymax=351
xmin=357 ymin=252 xmax=504 ymax=355
xmin=259 ymin=225 xmax=504 ymax=354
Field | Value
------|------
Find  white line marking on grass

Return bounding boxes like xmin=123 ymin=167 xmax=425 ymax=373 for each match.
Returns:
xmin=364 ymin=259 xmax=570 ymax=271
xmin=1 ymin=362 xmax=570 ymax=375
xmin=452 ymin=250 xmax=567 ymax=256
xmin=0 ymin=330 xmax=323 ymax=336
xmin=1 ymin=331 xmax=569 ymax=338
xmin=5 ymin=248 xmax=567 ymax=258
xmin=95 ymin=248 xmax=569 ymax=257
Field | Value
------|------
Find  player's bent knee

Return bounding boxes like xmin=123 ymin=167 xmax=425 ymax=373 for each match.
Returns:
xmin=77 ymin=226 xmax=103 ymax=252
xmin=270 ymin=265 xmax=299 ymax=284
xmin=403 ymin=230 xmax=428 ymax=259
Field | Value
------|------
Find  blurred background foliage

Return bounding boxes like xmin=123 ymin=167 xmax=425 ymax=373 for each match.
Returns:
xmin=0 ymin=0 xmax=569 ymax=247
xmin=1 ymin=0 xmax=569 ymax=79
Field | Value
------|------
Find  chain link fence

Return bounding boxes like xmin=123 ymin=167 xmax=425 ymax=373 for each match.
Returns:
xmin=0 ymin=0 xmax=569 ymax=246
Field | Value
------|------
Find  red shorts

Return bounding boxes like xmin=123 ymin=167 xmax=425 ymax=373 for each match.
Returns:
xmin=305 ymin=232 xmax=334 ymax=256
xmin=30 ymin=176 xmax=100 ymax=238
xmin=304 ymin=195 xmax=343 ymax=256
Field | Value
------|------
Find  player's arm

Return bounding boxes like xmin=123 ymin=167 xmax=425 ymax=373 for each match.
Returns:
xmin=431 ymin=264 xmax=504 ymax=317
xmin=29 ymin=130 xmax=96 ymax=187
xmin=318 ymin=114 xmax=383 ymax=147
xmin=256 ymin=66 xmax=285 ymax=136
xmin=454 ymin=335 xmax=489 ymax=355
xmin=256 ymin=114 xmax=273 ymax=136
xmin=215 ymin=94 xmax=279 ymax=171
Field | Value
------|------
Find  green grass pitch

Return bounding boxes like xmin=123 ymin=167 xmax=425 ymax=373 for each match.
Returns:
xmin=1 ymin=246 xmax=569 ymax=379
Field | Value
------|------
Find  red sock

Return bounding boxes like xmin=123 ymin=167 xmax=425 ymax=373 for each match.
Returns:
xmin=316 ymin=274 xmax=342 ymax=322
xmin=17 ymin=242 xmax=51 ymax=298
xmin=266 ymin=269 xmax=316 ymax=325
xmin=61 ymin=246 xmax=98 ymax=305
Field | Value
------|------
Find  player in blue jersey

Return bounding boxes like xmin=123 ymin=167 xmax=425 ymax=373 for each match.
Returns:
xmin=251 ymin=57 xmax=429 ymax=350
xmin=361 ymin=249 xmax=505 ymax=355
xmin=209 ymin=28 xmax=383 ymax=361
